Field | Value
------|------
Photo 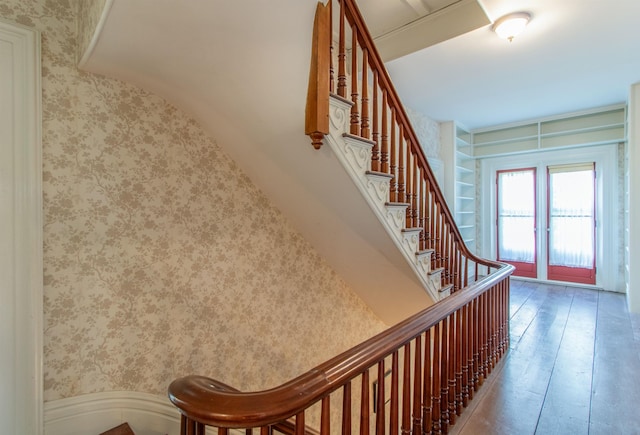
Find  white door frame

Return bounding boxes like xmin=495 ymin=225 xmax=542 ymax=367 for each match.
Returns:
xmin=0 ymin=19 xmax=42 ymax=435
xmin=480 ymin=144 xmax=621 ymax=291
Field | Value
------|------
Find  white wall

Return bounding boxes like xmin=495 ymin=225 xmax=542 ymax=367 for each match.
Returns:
xmin=628 ymin=83 xmax=640 ymax=312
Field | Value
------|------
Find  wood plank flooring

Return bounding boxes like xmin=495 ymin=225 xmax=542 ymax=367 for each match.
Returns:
xmin=450 ymin=280 xmax=640 ymax=435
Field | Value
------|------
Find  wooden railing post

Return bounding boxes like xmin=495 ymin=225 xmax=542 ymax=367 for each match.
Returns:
xmin=305 ymin=1 xmax=331 ymax=149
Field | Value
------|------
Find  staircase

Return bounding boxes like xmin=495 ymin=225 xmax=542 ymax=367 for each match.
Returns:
xmin=326 ymin=94 xmax=451 ymax=300
xmin=80 ymin=0 xmax=514 ymax=432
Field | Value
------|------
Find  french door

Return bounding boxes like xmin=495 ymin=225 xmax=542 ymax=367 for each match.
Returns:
xmin=546 ymin=163 xmax=596 ymax=284
xmin=496 ymin=168 xmax=537 ymax=277
xmin=496 ymin=163 xmax=596 ymax=284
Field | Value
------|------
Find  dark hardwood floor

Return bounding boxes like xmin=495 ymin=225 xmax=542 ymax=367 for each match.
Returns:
xmin=450 ymin=280 xmax=640 ymax=435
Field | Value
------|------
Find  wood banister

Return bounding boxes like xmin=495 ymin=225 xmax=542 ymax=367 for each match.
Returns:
xmin=169 ymin=267 xmax=512 ymax=428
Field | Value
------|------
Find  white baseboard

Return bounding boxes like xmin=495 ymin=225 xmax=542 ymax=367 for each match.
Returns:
xmin=43 ymin=391 xmax=248 ymax=435
xmin=44 ymin=391 xmax=181 ymax=435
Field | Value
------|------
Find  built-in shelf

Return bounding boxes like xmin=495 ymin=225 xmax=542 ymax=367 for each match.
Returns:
xmin=472 ymin=106 xmax=626 ymax=158
xmin=441 ymin=121 xmax=477 ymax=256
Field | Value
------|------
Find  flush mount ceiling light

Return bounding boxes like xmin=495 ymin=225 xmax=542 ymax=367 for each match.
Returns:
xmin=492 ymin=12 xmax=531 ymax=42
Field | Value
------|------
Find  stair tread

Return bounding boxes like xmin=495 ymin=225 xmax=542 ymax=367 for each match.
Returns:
xmin=429 ymin=267 xmax=445 ymax=275
xmin=385 ymin=201 xmax=410 ymax=207
xmin=365 ymin=170 xmax=393 ymax=179
xmin=330 ymin=92 xmax=353 ymax=106
xmin=342 ymin=132 xmax=376 ymax=145
xmin=401 ymin=227 xmax=422 ymax=233
xmin=439 ymin=283 xmax=454 ymax=293
xmin=416 ymin=249 xmax=435 ymax=256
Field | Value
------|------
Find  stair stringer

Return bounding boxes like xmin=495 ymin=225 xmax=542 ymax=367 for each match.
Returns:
xmin=325 ymin=95 xmax=444 ymax=301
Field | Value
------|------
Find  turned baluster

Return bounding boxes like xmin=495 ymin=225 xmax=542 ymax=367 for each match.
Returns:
xmin=432 ymin=323 xmax=442 ymax=435
xmin=442 ymin=226 xmax=450 ymax=284
xmin=360 ymin=371 xmax=370 ymax=435
xmin=412 ymin=157 xmax=419 ymax=229
xmin=423 ymin=330 xmax=433 ymax=434
xmin=454 ymin=243 xmax=461 ymax=292
xmin=320 ymin=397 xmax=330 ymax=435
xmin=479 ymin=293 xmax=487 ymax=384
xmin=293 ymin=411 xmax=304 ymax=435
xmin=360 ymin=47 xmax=370 ymax=139
xmin=472 ymin=297 xmax=480 ymax=393
xmin=401 ymin=343 xmax=412 ymax=435
xmin=411 ymin=337 xmax=422 ymax=434
xmin=350 ymin=24 xmax=359 ymax=135
xmin=376 ymin=360 xmax=386 ymax=434
xmin=380 ymin=91 xmax=389 ymax=174
xmin=405 ymin=150 xmax=413 ymax=227
xmin=440 ymin=317 xmax=450 ymax=433
xmin=489 ymin=288 xmax=497 ymax=371
xmin=337 ymin=0 xmax=347 ymax=98
xmin=371 ymin=71 xmax=380 ymax=172
xmin=397 ymin=127 xmax=405 ymax=204
xmin=419 ymin=176 xmax=427 ymax=250
xmin=463 ymin=256 xmax=469 ymax=287
xmin=390 ymin=351 xmax=400 ymax=435
xmin=482 ymin=292 xmax=490 ymax=380
xmin=389 ymin=108 xmax=397 ymax=202
xmin=436 ymin=213 xmax=444 ymax=270
xmin=342 ymin=383 xmax=351 ymax=435
xmin=455 ymin=309 xmax=463 ymax=417
xmin=328 ymin=0 xmax=334 ymax=93
xmin=461 ymin=304 xmax=470 ymax=407
xmin=432 ymin=202 xmax=440 ymax=270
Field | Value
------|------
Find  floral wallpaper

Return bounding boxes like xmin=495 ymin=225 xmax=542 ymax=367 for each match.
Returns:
xmin=76 ymin=0 xmax=105 ymax=63
xmin=0 ymin=0 xmax=386 ymax=403
xmin=406 ymin=106 xmax=440 ymax=159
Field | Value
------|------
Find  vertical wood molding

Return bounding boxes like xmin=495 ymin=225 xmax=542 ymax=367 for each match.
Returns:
xmin=628 ymin=83 xmax=640 ymax=312
xmin=0 ymin=18 xmax=43 ymax=435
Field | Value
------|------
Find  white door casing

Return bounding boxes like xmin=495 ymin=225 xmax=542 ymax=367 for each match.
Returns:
xmin=480 ymin=145 xmax=620 ymax=291
xmin=0 ymin=19 xmax=42 ymax=435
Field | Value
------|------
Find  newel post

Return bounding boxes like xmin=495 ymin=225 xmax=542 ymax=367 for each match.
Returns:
xmin=305 ymin=1 xmax=331 ymax=149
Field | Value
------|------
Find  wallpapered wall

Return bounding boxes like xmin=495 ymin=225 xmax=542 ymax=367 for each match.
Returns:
xmin=0 ymin=0 xmax=386 ymax=403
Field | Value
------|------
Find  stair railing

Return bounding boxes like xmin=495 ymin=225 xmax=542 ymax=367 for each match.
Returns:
xmin=170 ymin=269 xmax=511 ymax=434
xmin=306 ymin=0 xmax=498 ymax=293
xmin=169 ymin=1 xmax=514 ymax=433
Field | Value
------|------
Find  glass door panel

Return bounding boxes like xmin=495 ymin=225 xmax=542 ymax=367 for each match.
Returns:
xmin=497 ymin=168 xmax=537 ymax=278
xmin=547 ymin=163 xmax=596 ymax=284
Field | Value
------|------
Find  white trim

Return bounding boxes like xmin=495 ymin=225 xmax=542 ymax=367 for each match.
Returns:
xmin=0 ymin=19 xmax=43 ymax=435
xmin=471 ymin=103 xmax=627 ymax=135
xmin=480 ymin=144 xmax=621 ymax=291
xmin=628 ymin=83 xmax=640 ymax=312
xmin=77 ymin=0 xmax=114 ymax=68
xmin=45 ymin=391 xmax=180 ymax=435
xmin=44 ymin=391 xmax=245 ymax=435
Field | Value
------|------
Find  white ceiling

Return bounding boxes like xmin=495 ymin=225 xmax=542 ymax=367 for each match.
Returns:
xmin=360 ymin=0 xmax=640 ymax=130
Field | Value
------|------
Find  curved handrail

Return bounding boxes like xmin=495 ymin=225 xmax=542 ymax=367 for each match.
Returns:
xmin=168 ymin=265 xmax=512 ymax=428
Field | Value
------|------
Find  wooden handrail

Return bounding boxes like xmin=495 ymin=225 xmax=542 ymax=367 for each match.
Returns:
xmin=338 ymin=0 xmax=474 ymax=264
xmin=169 ymin=266 xmax=512 ymax=429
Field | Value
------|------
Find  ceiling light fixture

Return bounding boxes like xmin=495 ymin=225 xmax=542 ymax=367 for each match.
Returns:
xmin=492 ymin=12 xmax=531 ymax=42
